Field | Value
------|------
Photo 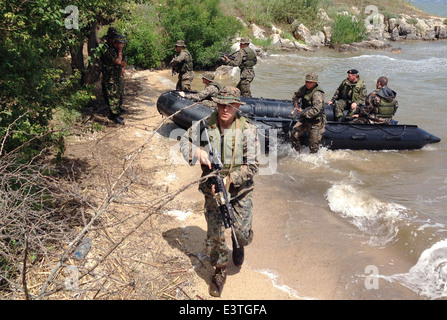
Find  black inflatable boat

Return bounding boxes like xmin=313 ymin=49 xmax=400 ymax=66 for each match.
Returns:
xmin=156 ymin=90 xmax=441 ymax=151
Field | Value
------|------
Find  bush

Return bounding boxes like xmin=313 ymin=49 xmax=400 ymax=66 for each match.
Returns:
xmin=331 ymin=14 xmax=368 ymax=45
xmin=157 ymin=0 xmax=243 ymax=69
xmin=113 ymin=4 xmax=168 ymax=69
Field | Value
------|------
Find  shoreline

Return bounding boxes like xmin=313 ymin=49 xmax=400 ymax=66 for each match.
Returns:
xmin=64 ymin=64 xmax=429 ymax=300
xmin=64 ymin=68 xmax=297 ymax=300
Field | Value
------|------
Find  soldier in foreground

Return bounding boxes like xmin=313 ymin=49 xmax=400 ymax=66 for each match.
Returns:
xmin=328 ymin=69 xmax=367 ymax=122
xmin=180 ymin=87 xmax=259 ymax=297
xmin=290 ymin=73 xmax=326 ymax=154
xmin=221 ymin=37 xmax=257 ymax=97
xmin=352 ymin=76 xmax=398 ymax=124
xmin=100 ymin=33 xmax=127 ymax=125
xmin=170 ymin=40 xmax=195 ymax=91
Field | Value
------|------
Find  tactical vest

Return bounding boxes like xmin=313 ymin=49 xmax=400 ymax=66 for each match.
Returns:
xmin=241 ymin=47 xmax=257 ymax=69
xmin=339 ymin=79 xmax=365 ymax=103
xmin=297 ymin=85 xmax=325 ymax=122
xmin=302 ymin=85 xmax=325 ymax=109
xmin=206 ymin=111 xmax=247 ymax=176
xmin=180 ymin=49 xmax=193 ymax=73
xmin=375 ymin=90 xmax=398 ymax=118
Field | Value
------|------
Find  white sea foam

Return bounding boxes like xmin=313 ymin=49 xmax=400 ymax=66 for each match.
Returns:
xmin=257 ymin=269 xmax=314 ymax=300
xmin=383 ymin=239 xmax=447 ymax=300
xmin=325 ymin=182 xmax=408 ymax=246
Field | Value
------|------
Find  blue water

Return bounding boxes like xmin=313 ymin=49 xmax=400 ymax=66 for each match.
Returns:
xmin=412 ymin=0 xmax=447 ymax=17
xmin=243 ymin=40 xmax=447 ymax=300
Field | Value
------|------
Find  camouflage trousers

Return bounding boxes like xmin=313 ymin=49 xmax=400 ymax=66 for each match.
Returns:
xmin=176 ymin=71 xmax=195 ymax=91
xmin=102 ymin=73 xmax=124 ymax=115
xmin=203 ymin=190 xmax=254 ymax=268
xmin=352 ymin=116 xmax=392 ymax=125
xmin=290 ymin=119 xmax=326 ymax=153
xmin=334 ymin=100 xmax=355 ymax=119
xmin=237 ymin=68 xmax=255 ymax=97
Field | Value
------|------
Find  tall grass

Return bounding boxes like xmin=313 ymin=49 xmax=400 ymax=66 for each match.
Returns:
xmin=331 ymin=14 xmax=368 ymax=44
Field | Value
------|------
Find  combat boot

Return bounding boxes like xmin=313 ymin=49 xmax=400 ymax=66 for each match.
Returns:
xmin=209 ymin=267 xmax=227 ymax=297
xmin=109 ymin=113 xmax=125 ymax=125
xmin=232 ymin=237 xmax=244 ymax=267
xmin=291 ymin=140 xmax=301 ymax=153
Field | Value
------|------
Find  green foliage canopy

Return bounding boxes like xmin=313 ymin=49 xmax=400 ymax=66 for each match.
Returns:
xmin=0 ymin=0 xmax=128 ymax=158
xmin=156 ymin=0 xmax=243 ymax=69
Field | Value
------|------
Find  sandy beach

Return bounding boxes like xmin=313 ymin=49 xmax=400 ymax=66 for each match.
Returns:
xmin=63 ymin=68 xmax=298 ymax=301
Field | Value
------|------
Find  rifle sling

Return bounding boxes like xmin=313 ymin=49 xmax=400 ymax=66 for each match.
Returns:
xmin=226 ymin=117 xmax=239 ymax=193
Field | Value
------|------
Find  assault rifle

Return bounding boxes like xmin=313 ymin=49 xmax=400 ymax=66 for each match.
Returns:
xmin=202 ymin=124 xmax=240 ymax=249
xmin=289 ymin=98 xmax=302 ymax=128
xmin=216 ymin=52 xmax=236 ymax=67
xmin=219 ymin=52 xmax=236 ymax=60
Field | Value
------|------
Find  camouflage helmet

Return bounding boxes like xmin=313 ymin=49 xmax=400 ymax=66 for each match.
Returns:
xmin=202 ymin=72 xmax=215 ymax=81
xmin=175 ymin=40 xmax=186 ymax=47
xmin=113 ymin=34 xmax=127 ymax=43
xmin=212 ymin=86 xmax=245 ymax=105
xmin=240 ymin=37 xmax=251 ymax=44
xmin=305 ymin=72 xmax=319 ymax=83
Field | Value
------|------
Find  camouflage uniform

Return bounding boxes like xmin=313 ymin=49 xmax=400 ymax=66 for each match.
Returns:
xmin=101 ymin=33 xmax=127 ymax=119
xmin=225 ymin=38 xmax=257 ymax=97
xmin=353 ymin=87 xmax=398 ymax=125
xmin=331 ymin=70 xmax=367 ymax=121
xmin=290 ymin=73 xmax=326 ymax=154
xmin=170 ymin=40 xmax=195 ymax=91
xmin=180 ymin=87 xmax=259 ymax=268
xmin=186 ymin=72 xmax=222 ymax=107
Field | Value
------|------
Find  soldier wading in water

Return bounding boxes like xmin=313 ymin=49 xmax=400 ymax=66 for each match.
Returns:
xmin=289 ymin=73 xmax=326 ymax=154
xmin=221 ymin=37 xmax=257 ymax=97
xmin=180 ymin=86 xmax=259 ymax=297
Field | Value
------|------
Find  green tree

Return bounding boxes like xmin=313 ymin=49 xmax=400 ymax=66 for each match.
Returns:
xmin=157 ymin=0 xmax=243 ymax=69
xmin=0 ymin=0 xmax=131 ymax=158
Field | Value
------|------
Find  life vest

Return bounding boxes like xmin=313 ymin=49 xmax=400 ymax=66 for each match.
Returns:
xmin=301 ymin=85 xmax=324 ymax=109
xmin=205 ymin=111 xmax=247 ymax=176
xmin=179 ymin=49 xmax=193 ymax=73
xmin=375 ymin=88 xmax=398 ymax=118
xmin=295 ymin=85 xmax=325 ymax=122
xmin=339 ymin=79 xmax=365 ymax=103
xmin=241 ymin=47 xmax=257 ymax=68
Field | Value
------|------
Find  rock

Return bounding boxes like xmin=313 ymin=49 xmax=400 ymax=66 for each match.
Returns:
xmin=270 ymin=33 xmax=313 ymax=51
xmin=390 ymin=47 xmax=402 ymax=54
xmin=271 ymin=24 xmax=282 ymax=35
xmin=251 ymin=23 xmax=267 ymax=40
xmin=423 ymin=29 xmax=437 ymax=41
xmin=398 ymin=21 xmax=416 ymax=37
xmin=317 ymin=9 xmax=331 ymax=23
xmin=437 ymin=25 xmax=447 ymax=39
xmin=322 ymin=26 xmax=332 ymax=45
xmin=348 ymin=39 xmax=391 ymax=50
xmin=292 ymin=22 xmax=325 ymax=48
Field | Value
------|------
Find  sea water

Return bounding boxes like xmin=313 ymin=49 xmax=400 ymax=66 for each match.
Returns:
xmin=228 ymin=40 xmax=447 ymax=300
